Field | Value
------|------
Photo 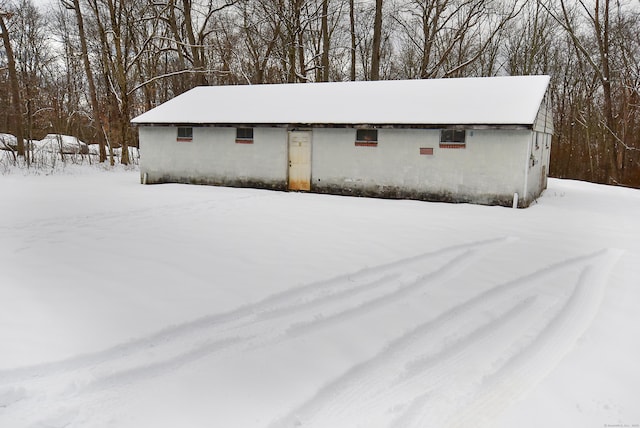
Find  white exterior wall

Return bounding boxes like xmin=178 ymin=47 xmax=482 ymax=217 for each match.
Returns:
xmin=525 ymin=131 xmax=553 ymax=204
xmin=533 ymin=90 xmax=554 ymax=134
xmin=527 ymin=89 xmax=554 ymax=204
xmin=139 ymin=125 xmax=545 ymax=207
xmin=311 ymin=128 xmax=531 ymax=205
xmin=139 ymin=126 xmax=288 ymax=188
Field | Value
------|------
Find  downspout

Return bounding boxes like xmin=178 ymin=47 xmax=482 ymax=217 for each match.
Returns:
xmin=522 ymin=132 xmax=533 ymax=207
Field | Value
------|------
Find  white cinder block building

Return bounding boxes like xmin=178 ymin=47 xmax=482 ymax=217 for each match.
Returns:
xmin=131 ymin=75 xmax=553 ymax=207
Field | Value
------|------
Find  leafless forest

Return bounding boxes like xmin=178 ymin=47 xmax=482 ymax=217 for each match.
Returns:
xmin=1 ymin=0 xmax=639 ymax=186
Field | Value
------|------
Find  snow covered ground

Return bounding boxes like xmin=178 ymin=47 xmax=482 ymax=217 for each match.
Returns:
xmin=1 ymin=167 xmax=639 ymax=428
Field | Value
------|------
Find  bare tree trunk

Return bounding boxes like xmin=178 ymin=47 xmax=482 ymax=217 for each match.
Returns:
xmin=320 ymin=0 xmax=330 ymax=81
xmin=593 ymin=0 xmax=618 ymax=182
xmin=370 ymin=0 xmax=382 ymax=80
xmin=166 ymin=0 xmax=187 ymax=73
xmin=349 ymin=0 xmax=356 ymax=80
xmin=182 ymin=0 xmax=207 ymax=85
xmin=295 ymin=0 xmax=305 ymax=82
xmin=0 ymin=13 xmax=25 ymax=157
xmin=105 ymin=0 xmax=130 ymax=165
xmin=70 ymin=0 xmax=107 ymax=162
xmin=419 ymin=0 xmax=441 ymax=79
xmin=87 ymin=0 xmax=116 ymax=166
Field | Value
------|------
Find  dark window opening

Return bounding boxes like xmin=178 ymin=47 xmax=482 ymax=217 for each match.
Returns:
xmin=177 ymin=127 xmax=193 ymax=141
xmin=440 ymin=129 xmax=466 ymax=143
xmin=236 ymin=127 xmax=253 ymax=140
xmin=356 ymin=129 xmax=378 ymax=142
xmin=236 ymin=127 xmax=254 ymax=144
xmin=355 ymin=129 xmax=378 ymax=146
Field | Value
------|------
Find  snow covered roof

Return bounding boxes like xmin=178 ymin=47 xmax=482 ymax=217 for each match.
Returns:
xmin=131 ymin=75 xmax=551 ymax=127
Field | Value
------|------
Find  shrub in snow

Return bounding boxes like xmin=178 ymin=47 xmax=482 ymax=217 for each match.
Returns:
xmin=0 ymin=133 xmax=18 ymax=151
xmin=88 ymin=144 xmax=101 ymax=155
xmin=113 ymin=146 xmax=139 ymax=159
xmin=1 ymin=133 xmax=139 ymax=172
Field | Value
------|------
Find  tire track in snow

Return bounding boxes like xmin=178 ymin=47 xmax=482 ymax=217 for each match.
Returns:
xmin=284 ymin=247 xmax=479 ymax=338
xmin=269 ymin=249 xmax=618 ymax=428
xmin=387 ymin=295 xmax=542 ymax=428
xmin=254 ymin=237 xmax=510 ymax=324
xmin=440 ymin=248 xmax=624 ymax=428
xmin=84 ymin=238 xmax=507 ymax=392
xmin=317 ymin=295 xmax=541 ymax=428
xmin=0 ymin=237 xmax=508 ymax=427
xmin=0 ymin=237 xmax=506 ymax=389
xmin=387 ymin=293 xmax=564 ymax=428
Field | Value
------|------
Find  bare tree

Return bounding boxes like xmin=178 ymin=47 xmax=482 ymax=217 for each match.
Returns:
xmin=0 ymin=7 xmax=25 ymax=157
xmin=238 ymin=0 xmax=282 ymax=83
xmin=370 ymin=0 xmax=382 ymax=80
xmin=542 ymin=0 xmax=618 ymax=183
xmin=320 ymin=0 xmax=330 ymax=81
xmin=391 ymin=0 xmax=521 ymax=79
xmin=504 ymin=1 xmax=556 ymax=75
xmin=348 ymin=0 xmax=355 ymax=80
xmin=537 ymin=0 xmax=640 ymax=186
xmin=61 ymin=0 xmax=108 ymax=162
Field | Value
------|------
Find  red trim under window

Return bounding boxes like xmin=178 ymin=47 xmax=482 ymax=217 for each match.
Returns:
xmin=176 ymin=137 xmax=193 ymax=142
xmin=439 ymin=143 xmax=465 ymax=149
xmin=355 ymin=141 xmax=378 ymax=147
xmin=235 ymin=139 xmax=254 ymax=144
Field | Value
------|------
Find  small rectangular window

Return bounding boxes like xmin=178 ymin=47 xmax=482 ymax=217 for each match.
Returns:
xmin=236 ymin=127 xmax=254 ymax=144
xmin=177 ymin=127 xmax=193 ymax=142
xmin=355 ymin=129 xmax=378 ymax=147
xmin=439 ymin=129 xmax=466 ymax=148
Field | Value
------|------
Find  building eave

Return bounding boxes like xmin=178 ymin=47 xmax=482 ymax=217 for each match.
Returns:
xmin=131 ymin=122 xmax=535 ymax=130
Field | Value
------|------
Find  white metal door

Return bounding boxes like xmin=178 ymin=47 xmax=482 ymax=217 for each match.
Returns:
xmin=288 ymin=131 xmax=312 ymax=191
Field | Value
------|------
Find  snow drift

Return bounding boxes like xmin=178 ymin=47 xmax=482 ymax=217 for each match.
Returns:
xmin=32 ymin=134 xmax=89 ymax=155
